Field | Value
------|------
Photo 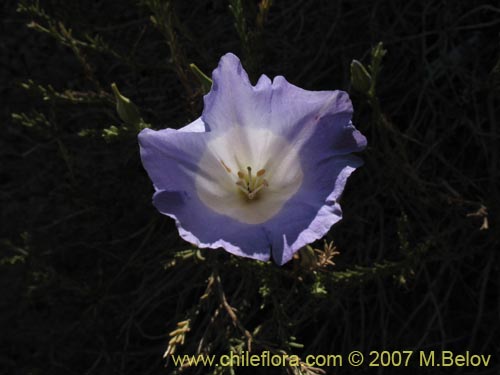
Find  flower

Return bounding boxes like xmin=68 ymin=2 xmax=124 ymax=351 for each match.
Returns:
xmin=138 ymin=53 xmax=366 ymax=265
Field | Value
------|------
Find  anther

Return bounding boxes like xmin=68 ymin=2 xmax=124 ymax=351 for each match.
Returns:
xmin=233 ymin=165 xmax=269 ymax=200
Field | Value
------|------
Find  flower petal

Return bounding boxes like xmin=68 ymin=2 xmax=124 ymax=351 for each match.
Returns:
xmin=179 ymin=117 xmax=206 ymax=133
xmin=266 ymin=154 xmax=362 ymax=265
xmin=268 ymin=77 xmax=365 ymax=155
xmin=138 ymin=118 xmax=208 ymax=192
xmin=204 ymin=54 xmax=364 ymax=157
xmin=264 ymin=106 xmax=365 ymax=265
xmin=153 ymin=190 xmax=271 ymax=261
xmin=202 ymin=53 xmax=273 ymax=131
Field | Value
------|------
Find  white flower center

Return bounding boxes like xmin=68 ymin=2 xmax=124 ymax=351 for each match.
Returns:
xmin=195 ymin=127 xmax=303 ymax=224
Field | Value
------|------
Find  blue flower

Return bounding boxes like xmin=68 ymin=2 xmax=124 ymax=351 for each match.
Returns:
xmin=139 ymin=53 xmax=366 ymax=265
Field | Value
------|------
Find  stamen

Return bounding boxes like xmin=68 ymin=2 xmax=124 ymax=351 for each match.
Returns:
xmin=236 ymin=180 xmax=249 ymax=195
xmin=233 ymin=165 xmax=269 ymax=200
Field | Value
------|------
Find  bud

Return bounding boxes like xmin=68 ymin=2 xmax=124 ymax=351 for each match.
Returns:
xmin=111 ymin=83 xmax=143 ymax=127
xmin=350 ymin=60 xmax=372 ymax=95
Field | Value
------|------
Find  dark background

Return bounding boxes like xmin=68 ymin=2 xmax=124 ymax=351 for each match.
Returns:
xmin=1 ymin=0 xmax=499 ymax=374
